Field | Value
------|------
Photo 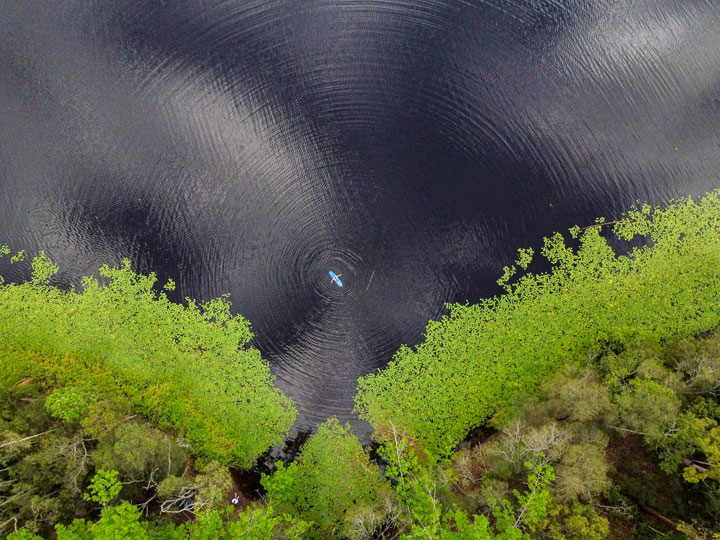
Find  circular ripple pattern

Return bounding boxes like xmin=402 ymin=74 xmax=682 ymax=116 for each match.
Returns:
xmin=1 ymin=1 xmax=720 ymax=434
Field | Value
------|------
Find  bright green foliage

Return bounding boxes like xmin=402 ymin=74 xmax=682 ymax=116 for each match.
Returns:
xmin=262 ymin=418 xmax=389 ymax=539
xmin=660 ymin=408 xmax=720 ymax=485
xmin=440 ymin=510 xmax=494 ymax=539
xmin=226 ymin=506 xmax=279 ymax=540
xmin=398 ymin=467 xmax=445 ymax=539
xmin=380 ymin=434 xmax=554 ymax=539
xmin=0 ymin=347 xmax=128 ymax=433
xmin=55 ymin=501 xmax=150 ymax=540
xmin=55 ymin=519 xmax=94 ymax=540
xmin=377 ymin=436 xmax=452 ymax=539
xmin=86 ymin=502 xmax=150 ymax=540
xmin=45 ymin=386 xmax=97 ymax=424
xmin=29 ymin=251 xmax=59 ymax=285
xmin=152 ymin=507 xmax=310 ymax=540
xmin=84 ymin=469 xmax=122 ymax=506
xmin=224 ymin=505 xmax=311 ymax=540
xmin=0 ymin=257 xmax=296 ymax=466
xmin=356 ymin=191 xmax=720 ymax=456
xmin=180 ymin=511 xmax=226 ymax=540
xmin=7 ymin=531 xmax=43 ymax=540
xmin=376 ymin=428 xmax=422 ymax=500
xmin=11 ymin=249 xmax=25 ymax=263
xmin=494 ymin=462 xmax=554 ymax=538
xmin=9 ymin=504 xmax=316 ymax=540
xmin=546 ymin=502 xmax=609 ymax=540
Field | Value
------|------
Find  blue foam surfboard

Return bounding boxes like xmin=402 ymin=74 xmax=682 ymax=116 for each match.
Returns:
xmin=329 ymin=271 xmax=343 ymax=287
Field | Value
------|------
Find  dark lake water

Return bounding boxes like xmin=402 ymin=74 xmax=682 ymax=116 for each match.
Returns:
xmin=1 ymin=0 xmax=719 ymax=434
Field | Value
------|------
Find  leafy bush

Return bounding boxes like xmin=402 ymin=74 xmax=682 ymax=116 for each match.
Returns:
xmin=6 ymin=531 xmax=43 ymax=540
xmin=380 ymin=433 xmax=555 ymax=540
xmin=546 ymin=502 xmax=609 ymax=540
xmin=45 ymin=386 xmax=96 ymax=424
xmin=262 ymin=418 xmax=390 ymax=539
xmin=92 ymin=422 xmax=188 ymax=483
xmin=356 ymin=191 xmax=720 ymax=456
xmin=56 ymin=501 xmax=151 ymax=540
xmin=84 ymin=469 xmax=122 ymax=506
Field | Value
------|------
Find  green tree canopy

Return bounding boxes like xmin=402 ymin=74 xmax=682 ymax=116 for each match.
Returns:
xmin=262 ymin=418 xmax=390 ymax=539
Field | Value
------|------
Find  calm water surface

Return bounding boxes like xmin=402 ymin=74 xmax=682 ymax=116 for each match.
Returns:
xmin=1 ymin=0 xmax=719 ymax=433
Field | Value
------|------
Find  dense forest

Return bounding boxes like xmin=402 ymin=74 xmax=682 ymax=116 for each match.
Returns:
xmin=1 ymin=191 xmax=720 ymax=539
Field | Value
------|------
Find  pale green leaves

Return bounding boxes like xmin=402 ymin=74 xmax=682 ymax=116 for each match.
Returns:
xmin=84 ymin=469 xmax=122 ymax=506
xmin=30 ymin=251 xmax=59 ymax=285
xmin=45 ymin=386 xmax=97 ymax=424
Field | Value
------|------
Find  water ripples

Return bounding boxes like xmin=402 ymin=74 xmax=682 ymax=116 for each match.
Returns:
xmin=1 ymin=0 xmax=719 ymax=432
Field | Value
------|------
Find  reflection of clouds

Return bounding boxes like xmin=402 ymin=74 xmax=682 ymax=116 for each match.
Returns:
xmin=0 ymin=3 xmax=175 ymax=270
xmin=0 ymin=1 xmax=335 ymax=292
xmin=446 ymin=1 xmax=720 ymax=210
xmin=532 ymin=1 xmax=720 ymax=198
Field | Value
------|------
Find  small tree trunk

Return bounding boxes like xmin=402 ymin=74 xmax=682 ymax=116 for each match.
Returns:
xmin=640 ymin=505 xmax=677 ymax=530
xmin=682 ymin=458 xmax=709 ymax=474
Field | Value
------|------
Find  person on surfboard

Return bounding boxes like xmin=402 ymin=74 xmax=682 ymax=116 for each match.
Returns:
xmin=329 ymin=271 xmax=343 ymax=286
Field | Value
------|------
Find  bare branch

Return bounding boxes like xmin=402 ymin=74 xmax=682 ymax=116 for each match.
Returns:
xmin=139 ymin=494 xmax=157 ymax=516
xmin=0 ymin=516 xmax=18 ymax=533
xmin=0 ymin=429 xmax=58 ymax=449
xmin=0 ymin=489 xmax=29 ymax=508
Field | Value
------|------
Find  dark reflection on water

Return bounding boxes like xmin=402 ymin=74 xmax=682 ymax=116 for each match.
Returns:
xmin=1 ymin=1 xmax=719 ymax=434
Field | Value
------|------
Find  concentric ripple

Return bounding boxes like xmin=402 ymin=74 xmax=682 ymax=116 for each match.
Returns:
xmin=1 ymin=0 xmax=720 ymax=434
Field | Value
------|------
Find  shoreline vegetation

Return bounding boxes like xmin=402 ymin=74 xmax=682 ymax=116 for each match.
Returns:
xmin=1 ymin=190 xmax=720 ymax=538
